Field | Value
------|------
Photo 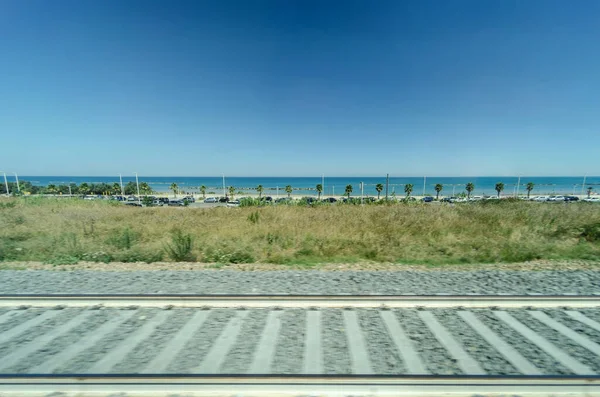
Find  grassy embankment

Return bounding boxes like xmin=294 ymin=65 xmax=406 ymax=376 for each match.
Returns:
xmin=0 ymin=197 xmax=599 ymax=266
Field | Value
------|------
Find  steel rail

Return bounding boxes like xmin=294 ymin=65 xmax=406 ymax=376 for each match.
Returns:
xmin=0 ymin=294 xmax=599 ymax=308
xmin=0 ymin=375 xmax=599 ymax=396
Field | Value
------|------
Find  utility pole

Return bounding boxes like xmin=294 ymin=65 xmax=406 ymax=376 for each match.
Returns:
xmin=134 ymin=172 xmax=141 ymax=205
xmin=119 ymin=174 xmax=124 ymax=196
xmin=385 ymin=174 xmax=389 ymax=201
xmin=516 ymin=175 xmax=521 ymax=197
xmin=322 ymin=174 xmax=325 ymax=198
xmin=581 ymin=175 xmax=587 ymax=196
xmin=423 ymin=176 xmax=426 ymax=196
xmin=222 ymin=174 xmax=226 ymax=197
xmin=14 ymin=173 xmax=20 ymax=193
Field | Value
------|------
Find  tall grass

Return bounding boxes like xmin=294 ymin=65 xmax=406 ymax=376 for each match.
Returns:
xmin=0 ymin=197 xmax=598 ymax=265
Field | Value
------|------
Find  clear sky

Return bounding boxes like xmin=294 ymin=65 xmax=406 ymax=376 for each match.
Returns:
xmin=1 ymin=0 xmax=599 ymax=177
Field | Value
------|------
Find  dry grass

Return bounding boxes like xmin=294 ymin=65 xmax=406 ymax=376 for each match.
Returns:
xmin=0 ymin=197 xmax=599 ymax=266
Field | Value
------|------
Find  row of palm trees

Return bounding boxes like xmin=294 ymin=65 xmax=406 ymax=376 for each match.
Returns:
xmin=168 ymin=181 xmax=592 ymax=201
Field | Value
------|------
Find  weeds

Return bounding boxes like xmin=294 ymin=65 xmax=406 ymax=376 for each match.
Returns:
xmin=164 ymin=229 xmax=195 ymax=261
xmin=0 ymin=197 xmax=598 ymax=265
xmin=106 ymin=227 xmax=138 ymax=249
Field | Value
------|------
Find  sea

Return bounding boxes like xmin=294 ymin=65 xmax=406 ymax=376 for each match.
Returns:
xmin=15 ymin=176 xmax=600 ymax=197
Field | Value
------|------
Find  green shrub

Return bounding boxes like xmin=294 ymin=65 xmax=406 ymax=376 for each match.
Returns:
xmin=81 ymin=251 xmax=114 ymax=263
xmin=106 ymin=227 xmax=138 ymax=249
xmin=114 ymin=249 xmax=163 ymax=263
xmin=164 ymin=229 xmax=195 ymax=261
xmin=247 ymin=211 xmax=260 ymax=224
xmin=581 ymin=222 xmax=600 ymax=242
xmin=45 ymin=254 xmax=80 ymax=265
xmin=204 ymin=246 xmax=255 ymax=264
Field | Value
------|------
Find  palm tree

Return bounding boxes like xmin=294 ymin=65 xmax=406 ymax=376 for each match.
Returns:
xmin=375 ymin=183 xmax=384 ymax=200
xmin=404 ymin=183 xmax=413 ymax=198
xmin=79 ymin=183 xmax=90 ymax=195
xmin=170 ymin=183 xmax=178 ymax=198
xmin=316 ymin=183 xmax=323 ymax=200
xmin=200 ymin=185 xmax=206 ymax=199
xmin=285 ymin=185 xmax=292 ymax=198
xmin=465 ymin=182 xmax=475 ymax=199
xmin=345 ymin=184 xmax=353 ymax=198
xmin=526 ymin=182 xmax=535 ymax=198
xmin=434 ymin=184 xmax=443 ymax=200
xmin=495 ymin=182 xmax=505 ymax=198
xmin=47 ymin=184 xmax=57 ymax=195
xmin=257 ymin=185 xmax=264 ymax=199
xmin=228 ymin=186 xmax=235 ymax=199
xmin=588 ymin=186 xmax=593 ymax=198
xmin=139 ymin=182 xmax=152 ymax=195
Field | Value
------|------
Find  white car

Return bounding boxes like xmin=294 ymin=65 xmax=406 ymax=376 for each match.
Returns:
xmin=583 ymin=197 xmax=600 ymax=203
xmin=548 ymin=195 xmax=565 ymax=202
xmin=226 ymin=200 xmax=240 ymax=207
xmin=533 ymin=196 xmax=549 ymax=202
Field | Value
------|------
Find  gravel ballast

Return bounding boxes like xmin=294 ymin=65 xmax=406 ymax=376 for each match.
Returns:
xmin=1 ymin=307 xmax=599 ymax=375
xmin=1 ymin=270 xmax=599 ymax=295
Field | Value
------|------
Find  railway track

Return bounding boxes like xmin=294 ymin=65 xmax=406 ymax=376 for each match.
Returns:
xmin=0 ymin=294 xmax=599 ymax=396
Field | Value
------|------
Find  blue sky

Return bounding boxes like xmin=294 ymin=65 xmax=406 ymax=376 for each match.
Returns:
xmin=1 ymin=0 xmax=599 ymax=177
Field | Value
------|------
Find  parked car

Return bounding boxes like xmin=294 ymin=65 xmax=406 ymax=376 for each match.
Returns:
xmin=275 ymin=197 xmax=292 ymax=204
xmin=204 ymin=197 xmax=218 ymax=203
xmin=157 ymin=197 xmax=169 ymax=205
xmin=322 ymin=197 xmax=337 ymax=203
xmin=218 ymin=197 xmax=229 ymax=203
xmin=548 ymin=195 xmax=565 ymax=202
xmin=125 ymin=202 xmax=142 ymax=207
xmin=226 ymin=200 xmax=240 ymax=207
xmin=533 ymin=196 xmax=549 ymax=202
xmin=440 ymin=197 xmax=453 ymax=203
xmin=421 ymin=196 xmax=434 ymax=202
xmin=168 ymin=199 xmax=184 ymax=206
xmin=583 ymin=197 xmax=600 ymax=203
xmin=182 ymin=196 xmax=195 ymax=203
xmin=469 ymin=196 xmax=483 ymax=201
xmin=564 ymin=196 xmax=579 ymax=202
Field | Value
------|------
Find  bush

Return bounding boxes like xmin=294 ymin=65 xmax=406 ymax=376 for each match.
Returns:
xmin=247 ymin=211 xmax=260 ymax=224
xmin=204 ymin=246 xmax=255 ymax=264
xmin=581 ymin=222 xmax=600 ymax=242
xmin=164 ymin=229 xmax=195 ymax=261
xmin=106 ymin=227 xmax=138 ymax=249
xmin=114 ymin=249 xmax=163 ymax=263
xmin=45 ymin=254 xmax=80 ymax=265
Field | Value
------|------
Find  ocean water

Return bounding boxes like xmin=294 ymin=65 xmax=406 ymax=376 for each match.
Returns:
xmin=16 ymin=176 xmax=600 ymax=196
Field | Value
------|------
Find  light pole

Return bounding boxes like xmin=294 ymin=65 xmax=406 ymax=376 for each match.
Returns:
xmin=452 ymin=184 xmax=456 ymax=196
xmin=14 ymin=173 xmax=20 ymax=193
xmin=222 ymin=174 xmax=226 ymax=197
xmin=423 ymin=176 xmax=426 ymax=196
xmin=581 ymin=175 xmax=587 ymax=196
xmin=360 ymin=181 xmax=364 ymax=205
xmin=322 ymin=174 xmax=325 ymax=198
xmin=516 ymin=175 xmax=521 ymax=198
xmin=134 ymin=172 xmax=141 ymax=205
xmin=119 ymin=174 xmax=124 ymax=196
xmin=1 ymin=172 xmax=8 ymax=196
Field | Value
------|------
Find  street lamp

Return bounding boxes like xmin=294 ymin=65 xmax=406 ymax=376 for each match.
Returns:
xmin=222 ymin=174 xmax=226 ymax=197
xmin=134 ymin=172 xmax=141 ymax=205
xmin=515 ymin=175 xmax=521 ymax=198
xmin=13 ymin=173 xmax=20 ymax=193
xmin=581 ymin=175 xmax=587 ymax=196
xmin=119 ymin=174 xmax=124 ymax=196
